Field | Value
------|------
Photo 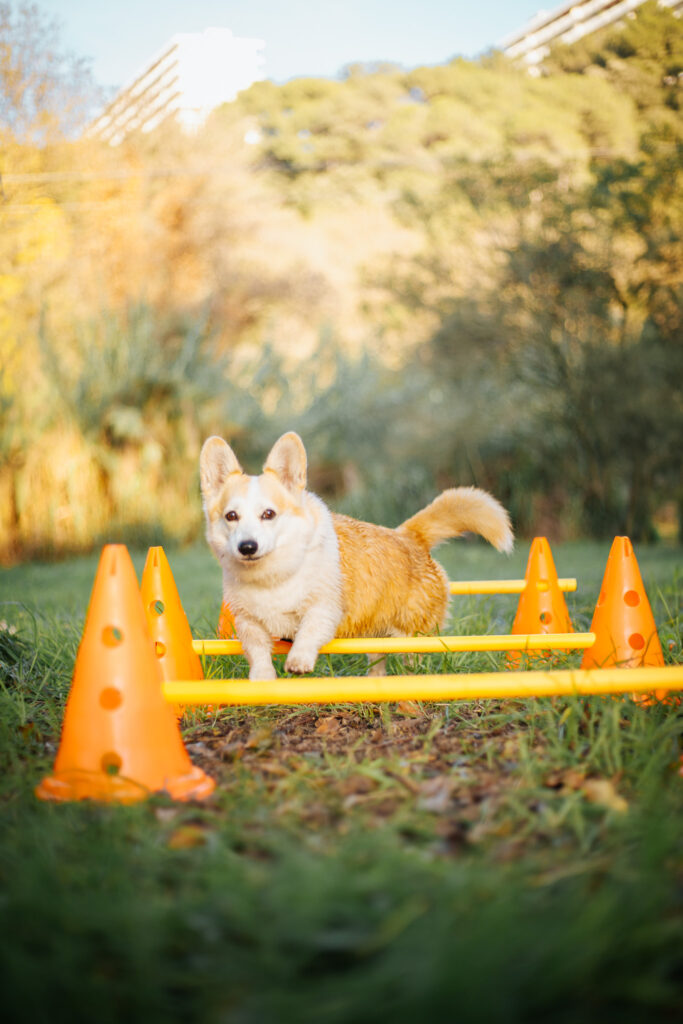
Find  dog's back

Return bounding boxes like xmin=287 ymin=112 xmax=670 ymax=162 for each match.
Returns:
xmin=333 ymin=513 xmax=449 ymax=637
xmin=333 ymin=487 xmax=513 ymax=638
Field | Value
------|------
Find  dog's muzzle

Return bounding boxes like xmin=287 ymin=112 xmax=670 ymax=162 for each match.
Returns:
xmin=237 ymin=539 xmax=259 ymax=558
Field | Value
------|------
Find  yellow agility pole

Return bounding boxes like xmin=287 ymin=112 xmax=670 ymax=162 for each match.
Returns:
xmin=449 ymin=578 xmax=577 ymax=595
xmin=163 ymin=664 xmax=683 ymax=706
xmin=192 ymin=632 xmax=595 ymax=657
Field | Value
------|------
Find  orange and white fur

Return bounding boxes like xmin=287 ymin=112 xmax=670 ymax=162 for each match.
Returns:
xmin=200 ymin=432 xmax=513 ymax=680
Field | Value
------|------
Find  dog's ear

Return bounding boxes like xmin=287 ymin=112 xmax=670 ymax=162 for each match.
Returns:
xmin=263 ymin=432 xmax=307 ymax=492
xmin=200 ymin=437 xmax=242 ymax=499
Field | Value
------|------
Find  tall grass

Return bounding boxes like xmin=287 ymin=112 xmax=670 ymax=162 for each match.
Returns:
xmin=3 ymin=318 xmax=442 ymax=563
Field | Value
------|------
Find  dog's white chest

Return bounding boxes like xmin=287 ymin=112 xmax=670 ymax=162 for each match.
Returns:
xmin=221 ymin=513 xmax=342 ymax=639
xmin=227 ymin=564 xmax=329 ymax=635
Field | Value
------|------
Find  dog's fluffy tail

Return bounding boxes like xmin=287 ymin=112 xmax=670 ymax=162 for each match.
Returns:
xmin=398 ymin=487 xmax=513 ymax=553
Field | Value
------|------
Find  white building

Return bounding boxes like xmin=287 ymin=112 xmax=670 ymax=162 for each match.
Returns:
xmin=89 ymin=28 xmax=265 ymax=144
xmin=499 ymin=0 xmax=683 ymax=70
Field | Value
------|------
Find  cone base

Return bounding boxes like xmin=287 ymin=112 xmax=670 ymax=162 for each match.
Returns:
xmin=35 ymin=764 xmax=215 ymax=804
xmin=164 ymin=764 xmax=216 ymax=801
xmin=581 ymin=651 xmax=673 ymax=705
xmin=35 ymin=770 xmax=151 ymax=804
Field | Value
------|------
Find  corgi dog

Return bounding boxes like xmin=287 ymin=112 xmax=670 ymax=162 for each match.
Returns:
xmin=200 ymin=432 xmax=513 ymax=680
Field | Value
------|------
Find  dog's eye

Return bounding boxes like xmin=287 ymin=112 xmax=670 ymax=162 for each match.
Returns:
xmin=261 ymin=508 xmax=276 ymax=520
xmin=225 ymin=510 xmax=239 ymax=522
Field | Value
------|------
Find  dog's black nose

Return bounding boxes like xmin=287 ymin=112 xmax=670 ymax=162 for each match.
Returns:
xmin=238 ymin=539 xmax=258 ymax=557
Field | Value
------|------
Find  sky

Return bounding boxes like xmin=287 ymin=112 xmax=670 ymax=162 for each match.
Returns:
xmin=34 ymin=0 xmax=549 ymax=92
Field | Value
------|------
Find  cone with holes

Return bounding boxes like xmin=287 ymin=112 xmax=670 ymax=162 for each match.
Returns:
xmin=141 ymin=546 xmax=203 ymax=716
xmin=507 ymin=537 xmax=574 ymax=668
xmin=36 ymin=544 xmax=215 ymax=803
xmin=581 ymin=537 xmax=666 ymax=698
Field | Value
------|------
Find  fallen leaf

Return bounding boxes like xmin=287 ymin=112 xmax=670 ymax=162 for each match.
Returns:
xmin=562 ymin=768 xmax=587 ymax=791
xmin=544 ymin=767 xmax=586 ymax=791
xmin=396 ymin=701 xmax=424 ymax=718
xmin=315 ymin=716 xmax=341 ymax=736
xmin=167 ymin=825 xmax=209 ymax=849
xmin=582 ymin=778 xmax=628 ymax=814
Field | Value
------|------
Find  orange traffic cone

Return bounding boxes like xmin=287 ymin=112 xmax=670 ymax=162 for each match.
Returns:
xmin=507 ymin=537 xmax=574 ymax=668
xmin=36 ymin=545 xmax=215 ymax=804
xmin=581 ymin=536 xmax=664 ymax=674
xmin=141 ymin=546 xmax=203 ymax=716
xmin=218 ymin=599 xmax=237 ymax=639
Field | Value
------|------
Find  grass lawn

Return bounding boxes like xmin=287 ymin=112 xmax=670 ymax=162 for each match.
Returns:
xmin=0 ymin=538 xmax=681 ymax=1023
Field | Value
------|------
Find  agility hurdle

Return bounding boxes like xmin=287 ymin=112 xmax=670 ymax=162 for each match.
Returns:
xmin=37 ymin=544 xmax=680 ymax=807
xmin=164 ymin=664 xmax=683 ymax=706
xmin=449 ymin=578 xmax=576 ymax=595
xmin=192 ymin=632 xmax=594 ymax=657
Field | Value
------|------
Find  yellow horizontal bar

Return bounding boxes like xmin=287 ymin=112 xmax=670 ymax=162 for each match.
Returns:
xmin=449 ymin=577 xmax=576 ymax=595
xmin=193 ymin=632 xmax=594 ymax=657
xmin=164 ymin=665 xmax=683 ymax=705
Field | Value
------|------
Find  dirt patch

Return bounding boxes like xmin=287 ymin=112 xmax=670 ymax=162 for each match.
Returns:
xmin=188 ymin=703 xmax=518 ymax=767
xmin=183 ymin=703 xmax=529 ymax=845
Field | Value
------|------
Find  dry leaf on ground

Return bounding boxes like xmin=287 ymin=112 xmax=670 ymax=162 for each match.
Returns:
xmin=315 ymin=715 xmax=341 ymax=736
xmin=167 ymin=825 xmax=210 ymax=849
xmin=582 ymin=778 xmax=628 ymax=813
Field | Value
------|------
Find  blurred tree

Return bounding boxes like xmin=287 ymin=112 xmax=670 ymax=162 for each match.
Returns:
xmin=546 ymin=1 xmax=682 ymax=119
xmin=0 ymin=1 xmax=101 ymax=143
xmin=372 ymin=4 xmax=683 ymax=539
xmin=0 ymin=1 xmax=102 ymax=521
xmin=29 ymin=304 xmax=275 ymax=553
xmin=500 ymin=164 xmax=682 ymax=539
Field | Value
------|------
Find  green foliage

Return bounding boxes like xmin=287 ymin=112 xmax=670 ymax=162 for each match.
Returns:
xmin=547 ymin=2 xmax=683 ymax=117
xmin=39 ymin=305 xmax=225 ymax=441
xmin=33 ymin=317 xmax=448 ymax=542
xmin=237 ymin=45 xmax=638 ymax=208
xmin=370 ymin=4 xmax=683 ymax=541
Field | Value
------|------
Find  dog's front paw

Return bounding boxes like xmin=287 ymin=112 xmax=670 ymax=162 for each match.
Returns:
xmin=249 ymin=662 xmax=277 ymax=681
xmin=285 ymin=650 xmax=317 ymax=675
